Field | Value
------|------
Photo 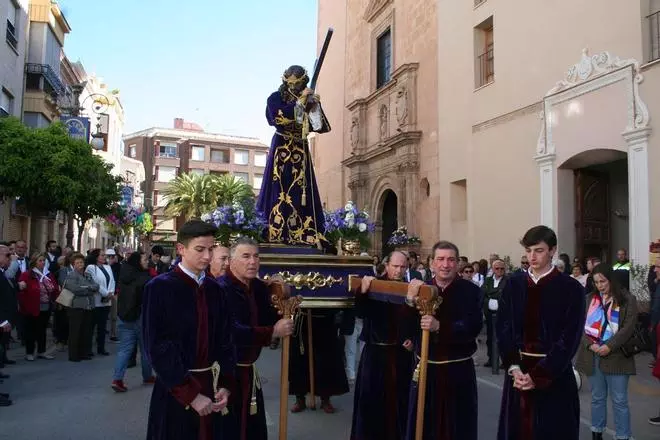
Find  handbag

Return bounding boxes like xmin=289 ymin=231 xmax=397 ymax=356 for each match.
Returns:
xmin=55 ymin=279 xmax=75 ymax=308
xmin=621 ymin=318 xmax=652 ymax=358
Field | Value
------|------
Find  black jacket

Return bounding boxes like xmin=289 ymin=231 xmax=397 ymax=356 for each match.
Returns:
xmin=117 ymin=264 xmax=151 ymax=322
xmin=0 ymin=269 xmax=17 ymax=325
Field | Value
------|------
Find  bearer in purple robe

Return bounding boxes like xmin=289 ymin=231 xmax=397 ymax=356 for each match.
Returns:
xmin=257 ymin=65 xmax=330 ymax=246
xmin=218 ymin=237 xmax=294 ymax=440
xmin=288 ymin=308 xmax=349 ymax=414
xmin=142 ymin=220 xmax=235 ymax=440
xmin=351 ymin=250 xmax=416 ymax=440
xmin=405 ymin=241 xmax=483 ymax=440
xmin=496 ymin=225 xmax=585 ymax=440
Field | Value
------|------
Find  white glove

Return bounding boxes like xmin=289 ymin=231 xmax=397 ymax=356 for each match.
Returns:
xmin=488 ymin=299 xmax=499 ymax=311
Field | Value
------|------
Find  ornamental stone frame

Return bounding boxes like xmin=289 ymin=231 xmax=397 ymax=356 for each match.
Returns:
xmin=535 ymin=49 xmax=651 ymax=264
xmin=344 ymin=63 xmax=422 ymax=254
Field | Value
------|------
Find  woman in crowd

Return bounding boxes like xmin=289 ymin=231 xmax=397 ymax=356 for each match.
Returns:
xmin=65 ymin=253 xmax=98 ymax=362
xmin=575 ymin=264 xmax=637 ymax=440
xmin=18 ymin=253 xmax=59 ymax=361
xmin=111 ymin=251 xmax=154 ymax=392
xmin=85 ymin=249 xmax=115 ymax=356
xmin=571 ymin=262 xmax=588 ymax=287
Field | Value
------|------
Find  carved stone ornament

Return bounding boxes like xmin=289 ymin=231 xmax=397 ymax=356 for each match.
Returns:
xmin=379 ymin=105 xmax=389 ymax=140
xmin=536 ymin=48 xmax=650 ymax=156
xmin=395 ymin=86 xmax=409 ymax=127
xmin=350 ymin=116 xmax=360 ymax=151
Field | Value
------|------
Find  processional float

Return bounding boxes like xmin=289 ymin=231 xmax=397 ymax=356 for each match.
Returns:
xmin=259 ymin=27 xmax=441 ymax=440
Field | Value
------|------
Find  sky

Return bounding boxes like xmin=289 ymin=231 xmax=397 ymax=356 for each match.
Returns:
xmin=58 ymin=0 xmax=319 ymax=144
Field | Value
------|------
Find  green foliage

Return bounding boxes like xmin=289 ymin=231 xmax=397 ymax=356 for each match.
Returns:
xmin=0 ymin=116 xmax=122 ymax=220
xmin=163 ymin=172 xmax=254 ymax=220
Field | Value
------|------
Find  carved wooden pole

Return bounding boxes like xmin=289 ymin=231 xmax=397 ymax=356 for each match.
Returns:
xmin=306 ymin=309 xmax=316 ymax=409
xmin=414 ymin=292 xmax=441 ymax=440
xmin=271 ymin=285 xmax=302 ymax=440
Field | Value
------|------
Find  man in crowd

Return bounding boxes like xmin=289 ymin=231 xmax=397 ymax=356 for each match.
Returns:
xmin=208 ymin=245 xmax=230 ymax=280
xmin=142 ymin=220 xmax=235 ymax=440
xmin=44 ymin=240 xmax=60 ymax=276
xmin=612 ymin=248 xmax=631 ymax=290
xmin=406 ymin=241 xmax=483 ymax=440
xmin=148 ymin=246 xmax=168 ymax=277
xmin=482 ymin=259 xmax=507 ymax=368
xmin=0 ymin=244 xmax=15 ymax=407
xmin=496 ymin=225 xmax=585 ymax=440
xmin=405 ymin=251 xmax=424 ymax=282
xmin=352 ymin=250 xmax=416 ymax=440
xmin=219 ymin=237 xmax=293 ymax=440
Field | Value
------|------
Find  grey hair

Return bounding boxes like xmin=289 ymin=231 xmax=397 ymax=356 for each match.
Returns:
xmin=387 ymin=250 xmax=407 ymax=262
xmin=229 ymin=236 xmax=259 ymax=258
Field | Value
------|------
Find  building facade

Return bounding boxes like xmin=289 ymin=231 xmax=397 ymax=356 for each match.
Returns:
xmin=314 ymin=0 xmax=439 ymax=256
xmin=318 ymin=0 xmax=660 ymax=265
xmin=123 ymin=119 xmax=269 ymax=244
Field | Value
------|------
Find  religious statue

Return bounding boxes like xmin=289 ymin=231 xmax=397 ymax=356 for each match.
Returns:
xmin=256 ymin=65 xmax=331 ymax=246
xmin=395 ymin=86 xmax=408 ymax=128
xmin=350 ymin=116 xmax=360 ymax=151
xmin=379 ymin=105 xmax=388 ymax=140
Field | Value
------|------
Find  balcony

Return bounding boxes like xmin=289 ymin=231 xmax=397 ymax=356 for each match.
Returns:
xmin=25 ymin=63 xmax=65 ymax=96
xmin=649 ymin=10 xmax=660 ymax=62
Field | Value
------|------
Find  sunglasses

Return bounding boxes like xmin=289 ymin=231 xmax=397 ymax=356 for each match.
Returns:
xmin=463 ymin=269 xmax=474 ymax=273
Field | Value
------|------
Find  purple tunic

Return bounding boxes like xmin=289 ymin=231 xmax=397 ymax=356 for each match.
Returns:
xmin=256 ymin=91 xmax=330 ymax=245
xmin=496 ymin=269 xmax=586 ymax=440
xmin=405 ymin=277 xmax=483 ymax=440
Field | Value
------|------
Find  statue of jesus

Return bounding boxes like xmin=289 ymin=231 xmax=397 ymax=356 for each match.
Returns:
xmin=256 ymin=65 xmax=330 ymax=246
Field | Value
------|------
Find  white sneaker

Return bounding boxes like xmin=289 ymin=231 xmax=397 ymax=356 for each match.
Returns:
xmin=37 ymin=354 xmax=54 ymax=360
xmin=25 ymin=355 xmax=34 ymax=361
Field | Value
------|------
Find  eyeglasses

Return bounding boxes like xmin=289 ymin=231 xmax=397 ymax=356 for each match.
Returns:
xmin=521 ymin=262 xmax=529 ymax=265
xmin=463 ymin=269 xmax=474 ymax=274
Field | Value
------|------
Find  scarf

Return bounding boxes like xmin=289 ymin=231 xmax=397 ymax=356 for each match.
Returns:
xmin=584 ymin=294 xmax=620 ymax=343
xmin=32 ymin=268 xmax=55 ymax=303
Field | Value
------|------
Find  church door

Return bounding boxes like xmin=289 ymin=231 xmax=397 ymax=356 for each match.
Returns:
xmin=381 ymin=190 xmax=398 ymax=257
xmin=575 ymin=169 xmax=610 ymax=262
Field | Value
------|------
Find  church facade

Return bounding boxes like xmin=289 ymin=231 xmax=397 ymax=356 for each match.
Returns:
xmin=315 ymin=0 xmax=660 ymax=265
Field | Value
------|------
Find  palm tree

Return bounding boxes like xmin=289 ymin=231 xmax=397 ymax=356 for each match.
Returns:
xmin=213 ymin=173 xmax=255 ymax=207
xmin=162 ymin=172 xmax=255 ymax=221
xmin=162 ymin=173 xmax=219 ymax=220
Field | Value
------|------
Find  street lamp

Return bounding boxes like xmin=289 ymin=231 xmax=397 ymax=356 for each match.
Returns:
xmin=90 ymin=119 xmax=105 ymax=150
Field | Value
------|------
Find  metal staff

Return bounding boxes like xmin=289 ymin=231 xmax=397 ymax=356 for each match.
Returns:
xmin=271 ymin=284 xmax=302 ymax=440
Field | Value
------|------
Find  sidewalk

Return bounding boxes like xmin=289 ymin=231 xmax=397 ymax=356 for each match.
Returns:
xmin=474 ymin=340 xmax=660 ymax=440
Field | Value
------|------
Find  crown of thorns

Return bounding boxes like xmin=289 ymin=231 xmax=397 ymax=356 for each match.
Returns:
xmin=282 ymin=70 xmax=309 ymax=86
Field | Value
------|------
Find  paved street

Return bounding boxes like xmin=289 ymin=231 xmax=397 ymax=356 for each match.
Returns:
xmin=0 ymin=338 xmax=659 ymax=440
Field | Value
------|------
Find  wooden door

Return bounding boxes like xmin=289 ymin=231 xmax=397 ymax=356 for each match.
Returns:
xmin=575 ymin=169 xmax=610 ymax=262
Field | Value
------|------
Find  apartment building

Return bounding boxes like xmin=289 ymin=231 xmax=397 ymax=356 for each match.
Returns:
xmin=123 ymin=118 xmax=269 ymax=243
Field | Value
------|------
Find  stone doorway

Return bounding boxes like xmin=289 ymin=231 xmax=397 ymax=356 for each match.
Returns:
xmin=380 ymin=189 xmax=398 ymax=257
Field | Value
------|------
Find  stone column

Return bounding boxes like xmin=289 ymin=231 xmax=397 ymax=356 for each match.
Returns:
xmin=535 ymin=154 xmax=556 ymax=229
xmin=623 ymin=128 xmax=651 ymax=265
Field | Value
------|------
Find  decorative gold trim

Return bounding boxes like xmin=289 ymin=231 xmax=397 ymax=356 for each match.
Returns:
xmin=263 ymin=271 xmax=343 ymax=290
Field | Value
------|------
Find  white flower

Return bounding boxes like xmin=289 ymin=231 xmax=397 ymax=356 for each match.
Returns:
xmin=344 ymin=201 xmax=354 ymax=212
xmin=358 ymin=223 xmax=367 ymax=232
xmin=201 ymin=213 xmax=211 ymax=222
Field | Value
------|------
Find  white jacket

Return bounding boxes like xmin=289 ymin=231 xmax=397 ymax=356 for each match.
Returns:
xmin=85 ymin=264 xmax=115 ymax=308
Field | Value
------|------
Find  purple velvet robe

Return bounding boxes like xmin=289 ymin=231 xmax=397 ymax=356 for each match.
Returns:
xmin=288 ymin=309 xmax=349 ymax=398
xmin=496 ymin=269 xmax=586 ymax=440
xmin=256 ymin=91 xmax=330 ymax=246
xmin=219 ymin=270 xmax=278 ymax=440
xmin=405 ymin=277 xmax=483 ymax=440
xmin=142 ymin=267 xmax=236 ymax=440
xmin=351 ymin=276 xmax=417 ymax=440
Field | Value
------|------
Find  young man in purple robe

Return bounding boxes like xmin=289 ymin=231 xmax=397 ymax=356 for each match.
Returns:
xmin=142 ymin=220 xmax=235 ymax=440
xmin=351 ymin=250 xmax=416 ymax=440
xmin=257 ymin=65 xmax=330 ymax=246
xmin=218 ymin=237 xmax=294 ymax=440
xmin=405 ymin=241 xmax=483 ymax=440
xmin=496 ymin=225 xmax=586 ymax=440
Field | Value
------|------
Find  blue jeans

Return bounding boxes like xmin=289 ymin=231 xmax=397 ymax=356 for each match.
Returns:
xmin=588 ymin=355 xmax=632 ymax=439
xmin=112 ymin=319 xmax=152 ymax=382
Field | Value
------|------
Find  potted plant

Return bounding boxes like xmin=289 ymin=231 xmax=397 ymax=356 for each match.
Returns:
xmin=323 ymin=201 xmax=374 ymax=256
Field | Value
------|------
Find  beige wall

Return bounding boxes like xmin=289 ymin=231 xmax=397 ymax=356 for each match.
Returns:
xmin=438 ymin=0 xmax=660 ymax=263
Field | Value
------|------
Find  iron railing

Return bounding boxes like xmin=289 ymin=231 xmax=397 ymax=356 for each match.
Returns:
xmin=476 ymin=45 xmax=494 ymax=88
xmin=24 ymin=63 xmax=65 ymax=96
xmin=649 ymin=10 xmax=660 ymax=62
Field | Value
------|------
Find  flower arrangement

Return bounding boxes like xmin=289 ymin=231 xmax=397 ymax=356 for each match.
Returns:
xmin=387 ymin=226 xmax=421 ymax=247
xmin=104 ymin=205 xmax=153 ymax=238
xmin=202 ymin=200 xmax=267 ymax=246
xmin=630 ymin=262 xmax=651 ymax=304
xmin=323 ymin=201 xmax=375 ymax=249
